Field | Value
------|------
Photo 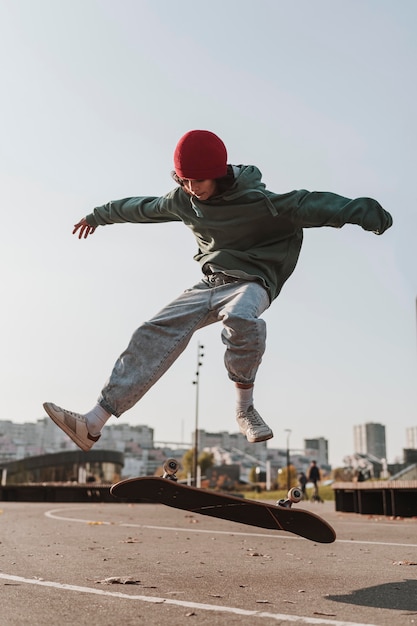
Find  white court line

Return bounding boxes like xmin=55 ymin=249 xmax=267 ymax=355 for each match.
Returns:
xmin=0 ymin=572 xmax=378 ymax=626
xmin=44 ymin=508 xmax=417 ymax=548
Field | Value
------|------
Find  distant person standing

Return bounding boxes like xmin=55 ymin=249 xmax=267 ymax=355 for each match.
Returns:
xmin=298 ymin=471 xmax=308 ymax=499
xmin=308 ymin=460 xmax=322 ymax=502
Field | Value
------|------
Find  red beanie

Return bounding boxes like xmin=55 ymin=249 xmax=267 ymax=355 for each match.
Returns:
xmin=174 ymin=130 xmax=228 ymax=179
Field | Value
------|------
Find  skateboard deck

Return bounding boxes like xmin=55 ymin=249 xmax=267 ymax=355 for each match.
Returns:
xmin=110 ymin=477 xmax=336 ymax=543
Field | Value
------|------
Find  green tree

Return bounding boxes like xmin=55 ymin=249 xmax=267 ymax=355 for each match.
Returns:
xmin=248 ymin=466 xmax=258 ymax=483
xmin=198 ymin=451 xmax=214 ymax=475
xmin=277 ymin=464 xmax=298 ymax=490
xmin=180 ymin=449 xmax=194 ymax=476
xmin=180 ymin=449 xmax=214 ymax=477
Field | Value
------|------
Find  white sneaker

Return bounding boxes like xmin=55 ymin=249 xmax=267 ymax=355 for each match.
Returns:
xmin=43 ymin=402 xmax=101 ymax=452
xmin=236 ymin=406 xmax=273 ymax=443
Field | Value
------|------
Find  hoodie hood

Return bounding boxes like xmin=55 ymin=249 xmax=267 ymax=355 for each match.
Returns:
xmin=218 ymin=165 xmax=278 ymax=216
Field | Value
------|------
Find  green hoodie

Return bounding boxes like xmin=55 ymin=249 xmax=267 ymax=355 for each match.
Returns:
xmin=86 ymin=165 xmax=392 ymax=301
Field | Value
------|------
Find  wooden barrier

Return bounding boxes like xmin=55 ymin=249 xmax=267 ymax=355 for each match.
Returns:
xmin=333 ymin=481 xmax=417 ymax=517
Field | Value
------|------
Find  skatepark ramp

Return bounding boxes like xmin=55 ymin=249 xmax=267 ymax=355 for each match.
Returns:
xmin=333 ymin=480 xmax=417 ymax=517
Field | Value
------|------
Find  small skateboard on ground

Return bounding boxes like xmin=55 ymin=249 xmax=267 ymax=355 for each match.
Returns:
xmin=110 ymin=459 xmax=336 ymax=544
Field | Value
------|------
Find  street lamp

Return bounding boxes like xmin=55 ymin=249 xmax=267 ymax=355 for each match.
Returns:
xmin=192 ymin=342 xmax=204 ymax=487
xmin=285 ymin=429 xmax=292 ymax=492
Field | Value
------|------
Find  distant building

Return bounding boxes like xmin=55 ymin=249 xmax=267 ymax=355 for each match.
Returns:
xmin=0 ymin=419 xmax=155 ymax=456
xmin=0 ymin=418 xmax=72 ymax=462
xmin=403 ymin=448 xmax=417 ymax=465
xmin=304 ymin=437 xmax=329 ymax=467
xmin=354 ymin=422 xmax=386 ymax=460
xmin=406 ymin=426 xmax=417 ymax=449
xmin=195 ymin=429 xmax=268 ymax=461
xmin=96 ymin=423 xmax=155 ymax=451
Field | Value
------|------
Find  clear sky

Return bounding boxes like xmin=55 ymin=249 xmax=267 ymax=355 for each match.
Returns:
xmin=1 ymin=0 xmax=416 ymax=467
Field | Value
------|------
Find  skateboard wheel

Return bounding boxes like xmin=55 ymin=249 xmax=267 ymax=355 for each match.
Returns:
xmin=287 ymin=487 xmax=302 ymax=503
xmin=163 ymin=458 xmax=180 ymax=475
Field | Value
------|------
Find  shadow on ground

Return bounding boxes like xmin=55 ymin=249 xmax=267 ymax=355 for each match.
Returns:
xmin=328 ymin=579 xmax=417 ymax=612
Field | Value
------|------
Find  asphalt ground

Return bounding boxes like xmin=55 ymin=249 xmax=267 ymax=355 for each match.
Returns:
xmin=0 ymin=499 xmax=416 ymax=626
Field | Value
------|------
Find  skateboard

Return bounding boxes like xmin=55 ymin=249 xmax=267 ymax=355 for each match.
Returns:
xmin=110 ymin=459 xmax=336 ymax=543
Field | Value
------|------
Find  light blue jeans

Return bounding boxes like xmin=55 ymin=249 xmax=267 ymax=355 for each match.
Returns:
xmin=99 ymin=278 xmax=270 ymax=417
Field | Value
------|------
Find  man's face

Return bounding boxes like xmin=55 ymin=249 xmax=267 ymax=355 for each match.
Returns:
xmin=181 ymin=178 xmax=217 ymax=201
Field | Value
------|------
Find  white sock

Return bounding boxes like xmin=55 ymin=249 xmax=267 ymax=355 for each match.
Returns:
xmin=235 ymin=385 xmax=254 ymax=413
xmin=84 ymin=404 xmax=111 ymax=436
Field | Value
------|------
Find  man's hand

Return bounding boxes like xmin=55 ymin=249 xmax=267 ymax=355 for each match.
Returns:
xmin=73 ymin=218 xmax=97 ymax=239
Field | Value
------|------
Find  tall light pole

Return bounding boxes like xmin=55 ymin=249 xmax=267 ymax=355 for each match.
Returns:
xmin=192 ymin=342 xmax=204 ymax=487
xmin=285 ymin=429 xmax=292 ymax=492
